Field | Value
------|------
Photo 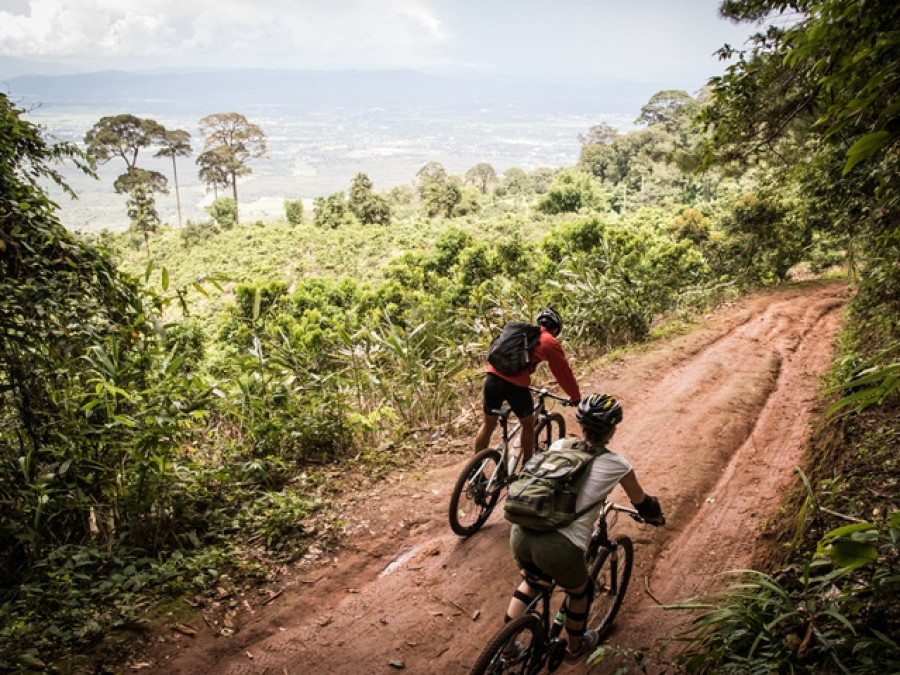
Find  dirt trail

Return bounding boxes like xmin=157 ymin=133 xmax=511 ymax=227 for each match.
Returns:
xmin=140 ymin=281 xmax=846 ymax=675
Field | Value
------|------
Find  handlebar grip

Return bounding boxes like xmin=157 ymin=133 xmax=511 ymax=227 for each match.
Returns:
xmin=627 ymin=511 xmax=666 ymax=526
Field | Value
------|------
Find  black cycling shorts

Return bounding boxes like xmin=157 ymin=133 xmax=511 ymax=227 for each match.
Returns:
xmin=483 ymin=372 xmax=534 ymax=419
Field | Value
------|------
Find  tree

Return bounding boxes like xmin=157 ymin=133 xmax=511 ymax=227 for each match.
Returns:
xmin=635 ymin=90 xmax=694 ymax=131
xmin=425 ymin=179 xmax=462 ymax=218
xmin=453 ymin=186 xmax=482 ymax=217
xmin=348 ymin=172 xmax=392 ymax=225
xmin=114 ymin=166 xmax=169 ymax=195
xmin=84 ymin=114 xmax=168 ymax=194
xmin=1 ymin=94 xmax=150 ymax=574
xmin=313 ymin=192 xmax=356 ymax=229
xmin=155 ymin=129 xmax=192 ymax=228
xmin=196 ymin=147 xmax=232 ymax=198
xmin=284 ymin=198 xmax=304 ymax=225
xmin=127 ymin=185 xmax=161 ymax=255
xmin=496 ymin=167 xmax=530 ymax=204
xmin=536 ymin=169 xmax=606 ymax=214
xmin=198 ymin=113 xmax=267 ymax=225
xmin=416 ymin=161 xmax=448 ymax=199
xmin=530 ymin=167 xmax=555 ymax=194
xmin=579 ymin=122 xmax=619 ymax=147
xmin=465 ymin=162 xmax=497 ymax=194
xmin=579 ymin=123 xmax=624 ymax=182
xmin=206 ymin=196 xmax=238 ymax=229
xmin=703 ymin=0 xmax=900 ymax=295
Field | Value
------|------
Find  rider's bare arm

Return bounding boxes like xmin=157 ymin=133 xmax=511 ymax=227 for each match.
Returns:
xmin=619 ymin=470 xmax=665 ymax=525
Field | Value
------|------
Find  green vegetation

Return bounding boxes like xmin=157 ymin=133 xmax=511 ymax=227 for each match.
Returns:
xmin=2 ymin=1 xmax=898 ymax=668
xmin=661 ymin=1 xmax=900 ymax=672
xmin=196 ymin=113 xmax=267 ymax=225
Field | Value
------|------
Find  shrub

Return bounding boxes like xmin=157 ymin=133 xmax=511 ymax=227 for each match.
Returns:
xmin=284 ymin=198 xmax=304 ymax=225
xmin=206 ymin=197 xmax=237 ymax=229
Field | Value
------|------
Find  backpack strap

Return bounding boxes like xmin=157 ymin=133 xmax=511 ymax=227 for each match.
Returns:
xmin=567 ymin=443 xmax=609 ymax=521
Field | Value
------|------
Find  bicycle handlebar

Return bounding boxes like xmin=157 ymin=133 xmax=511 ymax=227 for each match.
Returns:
xmin=610 ymin=502 xmax=667 ymax=527
xmin=528 ymin=387 xmax=575 ymax=405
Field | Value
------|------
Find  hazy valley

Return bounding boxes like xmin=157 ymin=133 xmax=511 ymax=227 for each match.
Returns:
xmin=5 ymin=67 xmax=646 ymax=231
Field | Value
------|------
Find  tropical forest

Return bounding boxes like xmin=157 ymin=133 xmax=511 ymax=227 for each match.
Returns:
xmin=1 ymin=0 xmax=898 ymax=672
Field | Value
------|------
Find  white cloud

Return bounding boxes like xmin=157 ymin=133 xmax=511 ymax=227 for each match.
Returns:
xmin=0 ymin=0 xmax=757 ymax=83
xmin=0 ymin=0 xmax=448 ymax=69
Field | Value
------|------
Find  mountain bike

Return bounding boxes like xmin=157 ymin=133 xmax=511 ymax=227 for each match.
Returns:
xmin=449 ymin=387 xmax=569 ymax=537
xmin=469 ymin=502 xmax=659 ymax=674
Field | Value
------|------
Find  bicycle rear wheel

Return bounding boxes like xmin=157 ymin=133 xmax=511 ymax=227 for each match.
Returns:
xmin=534 ymin=412 xmax=566 ymax=453
xmin=469 ymin=614 xmax=545 ymax=675
xmin=449 ymin=448 xmax=505 ymax=536
xmin=586 ymin=535 xmax=633 ymax=640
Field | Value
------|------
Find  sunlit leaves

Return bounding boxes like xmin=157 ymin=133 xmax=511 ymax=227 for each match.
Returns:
xmin=817 ymin=522 xmax=879 ymax=569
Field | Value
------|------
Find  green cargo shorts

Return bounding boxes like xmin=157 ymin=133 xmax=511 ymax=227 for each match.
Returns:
xmin=509 ymin=524 xmax=588 ymax=590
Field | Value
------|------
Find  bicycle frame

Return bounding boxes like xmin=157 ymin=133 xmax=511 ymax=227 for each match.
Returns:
xmin=486 ymin=388 xmax=568 ymax=487
xmin=471 ymin=502 xmax=645 ymax=672
xmin=587 ymin=502 xmax=622 ymax=556
xmin=491 ymin=387 xmax=568 ymax=459
xmin=448 ymin=387 xmax=569 ymax=537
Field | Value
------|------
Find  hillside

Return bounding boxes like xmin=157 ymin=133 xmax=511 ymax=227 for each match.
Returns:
xmin=119 ymin=281 xmax=847 ymax=673
xmin=5 ymin=4 xmax=899 ymax=669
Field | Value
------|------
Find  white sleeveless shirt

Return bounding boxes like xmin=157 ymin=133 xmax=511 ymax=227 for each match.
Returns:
xmin=549 ymin=438 xmax=633 ymax=551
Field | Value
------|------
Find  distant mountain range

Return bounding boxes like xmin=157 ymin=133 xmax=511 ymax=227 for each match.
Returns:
xmin=2 ymin=62 xmax=658 ymax=232
xmin=0 ymin=55 xmax=79 ymax=78
xmin=3 ymin=65 xmax=655 ymax=116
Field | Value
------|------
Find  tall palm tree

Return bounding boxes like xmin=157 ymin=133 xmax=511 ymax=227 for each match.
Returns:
xmin=155 ymin=129 xmax=192 ymax=228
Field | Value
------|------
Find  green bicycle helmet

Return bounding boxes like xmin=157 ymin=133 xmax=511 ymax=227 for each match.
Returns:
xmin=576 ymin=393 xmax=623 ymax=434
xmin=535 ymin=307 xmax=563 ymax=335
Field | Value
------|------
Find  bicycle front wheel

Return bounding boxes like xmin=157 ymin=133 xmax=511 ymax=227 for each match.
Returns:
xmin=534 ymin=412 xmax=566 ymax=453
xmin=469 ymin=614 xmax=545 ymax=675
xmin=587 ymin=535 xmax=634 ymax=640
xmin=449 ymin=448 xmax=505 ymax=536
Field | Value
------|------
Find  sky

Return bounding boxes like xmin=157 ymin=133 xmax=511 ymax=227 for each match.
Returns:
xmin=0 ymin=0 xmax=763 ymax=87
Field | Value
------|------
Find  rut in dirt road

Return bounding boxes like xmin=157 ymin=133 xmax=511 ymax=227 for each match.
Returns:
xmin=148 ymin=282 xmax=846 ymax=675
xmin=592 ymin=282 xmax=846 ymax=666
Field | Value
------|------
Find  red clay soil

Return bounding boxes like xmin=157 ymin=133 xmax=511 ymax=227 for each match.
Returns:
xmin=131 ymin=280 xmax=847 ymax=675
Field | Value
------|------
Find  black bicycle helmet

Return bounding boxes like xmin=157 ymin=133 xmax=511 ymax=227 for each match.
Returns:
xmin=576 ymin=393 xmax=623 ymax=434
xmin=535 ymin=307 xmax=563 ymax=335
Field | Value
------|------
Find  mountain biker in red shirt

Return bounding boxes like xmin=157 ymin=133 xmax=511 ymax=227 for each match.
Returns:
xmin=474 ymin=308 xmax=581 ymax=463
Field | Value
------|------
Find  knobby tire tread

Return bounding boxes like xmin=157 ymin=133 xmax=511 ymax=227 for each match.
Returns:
xmin=469 ymin=613 xmax=544 ymax=675
xmin=534 ymin=412 xmax=566 ymax=453
xmin=587 ymin=535 xmax=634 ymax=640
xmin=449 ymin=448 xmax=504 ymax=536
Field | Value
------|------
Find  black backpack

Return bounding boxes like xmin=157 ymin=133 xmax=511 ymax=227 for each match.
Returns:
xmin=487 ymin=321 xmax=542 ymax=376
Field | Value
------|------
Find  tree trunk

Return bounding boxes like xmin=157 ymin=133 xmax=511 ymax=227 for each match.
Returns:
xmin=171 ymin=157 xmax=183 ymax=228
xmin=231 ymin=172 xmax=240 ymax=225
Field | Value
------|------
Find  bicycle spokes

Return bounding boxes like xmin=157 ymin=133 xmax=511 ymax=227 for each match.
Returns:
xmin=449 ymin=449 xmax=504 ymax=536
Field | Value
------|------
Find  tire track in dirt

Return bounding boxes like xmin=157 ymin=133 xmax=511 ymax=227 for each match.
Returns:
xmin=146 ymin=282 xmax=846 ymax=675
xmin=587 ymin=285 xmax=846 ymax=668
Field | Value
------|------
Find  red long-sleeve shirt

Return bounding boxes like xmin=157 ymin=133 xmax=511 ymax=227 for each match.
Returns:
xmin=486 ymin=326 xmax=581 ymax=402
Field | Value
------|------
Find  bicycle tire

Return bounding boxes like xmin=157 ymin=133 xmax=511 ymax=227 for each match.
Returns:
xmin=534 ymin=412 xmax=566 ymax=453
xmin=586 ymin=535 xmax=634 ymax=640
xmin=449 ymin=448 xmax=505 ymax=536
xmin=469 ymin=613 xmax=545 ymax=675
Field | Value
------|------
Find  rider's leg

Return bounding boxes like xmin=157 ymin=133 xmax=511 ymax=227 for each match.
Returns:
xmin=504 ymin=578 xmax=538 ymax=623
xmin=474 ymin=413 xmax=499 ymax=452
xmin=563 ymin=580 xmax=592 ymax=653
xmin=518 ymin=413 xmax=536 ymax=462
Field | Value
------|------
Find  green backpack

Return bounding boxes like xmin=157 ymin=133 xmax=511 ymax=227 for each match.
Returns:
xmin=504 ymin=441 xmax=605 ymax=531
